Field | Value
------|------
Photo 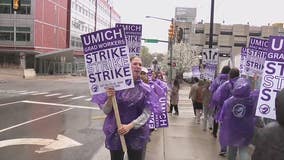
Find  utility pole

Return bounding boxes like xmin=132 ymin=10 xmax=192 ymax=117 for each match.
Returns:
xmin=209 ymin=0 xmax=218 ymax=78
xmin=94 ymin=0 xmax=98 ymax=31
xmin=209 ymin=0 xmax=214 ymax=49
xmin=169 ymin=18 xmax=174 ymax=83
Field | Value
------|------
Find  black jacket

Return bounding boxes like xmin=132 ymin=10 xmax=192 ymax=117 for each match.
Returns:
xmin=252 ymin=122 xmax=284 ymax=160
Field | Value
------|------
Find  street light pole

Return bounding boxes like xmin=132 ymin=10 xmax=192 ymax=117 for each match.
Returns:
xmin=169 ymin=18 xmax=174 ymax=83
xmin=145 ymin=16 xmax=174 ymax=83
xmin=209 ymin=0 xmax=214 ymax=49
xmin=145 ymin=16 xmax=171 ymax=22
xmin=209 ymin=0 xmax=218 ymax=78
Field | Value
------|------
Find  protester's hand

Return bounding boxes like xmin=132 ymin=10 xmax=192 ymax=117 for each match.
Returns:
xmin=106 ymin=87 xmax=115 ymax=97
xmin=118 ymin=123 xmax=134 ymax=135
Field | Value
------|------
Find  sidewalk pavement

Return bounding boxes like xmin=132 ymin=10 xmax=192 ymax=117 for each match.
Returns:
xmin=145 ymin=82 xmax=226 ymax=160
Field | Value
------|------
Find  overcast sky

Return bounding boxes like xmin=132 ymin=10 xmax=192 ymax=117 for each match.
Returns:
xmin=113 ymin=0 xmax=284 ymax=54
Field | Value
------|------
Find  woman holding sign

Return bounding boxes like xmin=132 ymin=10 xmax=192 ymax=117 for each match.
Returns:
xmin=92 ymin=56 xmax=160 ymax=160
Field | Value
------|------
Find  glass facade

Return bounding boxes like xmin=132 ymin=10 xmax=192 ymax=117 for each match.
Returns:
xmin=0 ymin=0 xmax=31 ymax=14
xmin=0 ymin=26 xmax=31 ymax=42
xmin=0 ymin=26 xmax=14 ymax=41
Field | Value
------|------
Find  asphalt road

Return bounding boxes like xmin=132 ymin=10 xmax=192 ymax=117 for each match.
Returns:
xmin=0 ymin=76 xmax=106 ymax=160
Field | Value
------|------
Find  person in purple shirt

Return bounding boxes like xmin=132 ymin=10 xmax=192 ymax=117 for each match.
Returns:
xmin=209 ymin=66 xmax=231 ymax=138
xmin=212 ymin=67 xmax=240 ymax=156
xmin=219 ymin=78 xmax=254 ymax=160
xmin=151 ymin=71 xmax=168 ymax=94
xmin=92 ymin=56 xmax=160 ymax=160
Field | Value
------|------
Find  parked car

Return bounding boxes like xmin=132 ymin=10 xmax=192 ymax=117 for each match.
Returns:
xmin=183 ymin=72 xmax=194 ymax=84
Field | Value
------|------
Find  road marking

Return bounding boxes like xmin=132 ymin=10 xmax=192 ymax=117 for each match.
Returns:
xmin=0 ymin=134 xmax=82 ymax=153
xmin=36 ymin=134 xmax=82 ymax=153
xmin=58 ymin=94 xmax=73 ymax=98
xmin=0 ymin=108 xmax=72 ymax=134
xmin=21 ymin=100 xmax=100 ymax=110
xmin=85 ymin=98 xmax=92 ymax=101
xmin=14 ymin=90 xmax=27 ymax=93
xmin=92 ymin=115 xmax=106 ymax=120
xmin=19 ymin=91 xmax=38 ymax=95
xmin=45 ymin=93 xmax=62 ymax=97
xmin=0 ymin=90 xmax=17 ymax=93
xmin=71 ymin=96 xmax=86 ymax=100
xmin=7 ymin=90 xmax=18 ymax=93
xmin=31 ymin=92 xmax=49 ymax=95
xmin=0 ymin=101 xmax=22 ymax=107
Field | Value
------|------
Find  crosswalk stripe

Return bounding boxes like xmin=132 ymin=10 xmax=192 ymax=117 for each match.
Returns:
xmin=45 ymin=93 xmax=62 ymax=97
xmin=71 ymin=96 xmax=86 ymax=100
xmin=58 ymin=94 xmax=73 ymax=98
xmin=15 ymin=90 xmax=27 ymax=93
xmin=85 ymin=98 xmax=92 ymax=101
xmin=31 ymin=92 xmax=49 ymax=95
xmin=19 ymin=91 xmax=38 ymax=95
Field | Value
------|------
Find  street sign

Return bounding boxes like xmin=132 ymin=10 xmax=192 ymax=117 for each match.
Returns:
xmin=202 ymin=48 xmax=219 ymax=65
xmin=144 ymin=39 xmax=159 ymax=43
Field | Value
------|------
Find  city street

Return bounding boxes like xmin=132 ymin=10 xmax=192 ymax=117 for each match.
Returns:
xmin=0 ymin=75 xmax=226 ymax=160
xmin=0 ymin=75 xmax=106 ymax=160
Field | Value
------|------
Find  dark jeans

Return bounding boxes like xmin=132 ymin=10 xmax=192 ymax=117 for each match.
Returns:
xmin=212 ymin=119 xmax=218 ymax=137
xmin=192 ymin=100 xmax=197 ymax=116
xmin=169 ymin=104 xmax=178 ymax=113
xmin=110 ymin=149 xmax=143 ymax=160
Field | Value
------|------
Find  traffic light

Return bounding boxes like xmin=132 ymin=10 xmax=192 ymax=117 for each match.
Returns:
xmin=168 ymin=23 xmax=175 ymax=40
xmin=12 ymin=0 xmax=20 ymax=11
xmin=177 ymin=27 xmax=183 ymax=43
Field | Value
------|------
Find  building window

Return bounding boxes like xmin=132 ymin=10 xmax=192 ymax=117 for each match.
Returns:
xmin=234 ymin=35 xmax=247 ymax=38
xmin=219 ymin=45 xmax=232 ymax=48
xmin=234 ymin=43 xmax=246 ymax=47
xmin=15 ymin=0 xmax=31 ymax=15
xmin=249 ymin=32 xmax=261 ymax=36
xmin=0 ymin=0 xmax=11 ymax=14
xmin=220 ymin=31 xmax=233 ymax=35
xmin=205 ymin=41 xmax=218 ymax=45
xmin=195 ymin=30 xmax=204 ymax=34
xmin=0 ymin=26 xmax=14 ymax=41
xmin=17 ymin=5 xmax=31 ymax=14
xmin=16 ymin=27 xmax=31 ymax=41
xmin=71 ymin=36 xmax=83 ymax=48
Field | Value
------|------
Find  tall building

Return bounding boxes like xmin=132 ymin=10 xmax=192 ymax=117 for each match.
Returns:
xmin=0 ymin=0 xmax=70 ymax=70
xmin=189 ymin=23 xmax=284 ymax=68
xmin=174 ymin=7 xmax=196 ymax=43
xmin=95 ymin=0 xmax=120 ymax=30
xmin=0 ymin=0 xmax=120 ymax=75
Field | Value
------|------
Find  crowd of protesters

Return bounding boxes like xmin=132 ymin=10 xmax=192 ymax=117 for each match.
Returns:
xmin=188 ymin=66 xmax=284 ymax=160
xmin=92 ymin=56 xmax=168 ymax=160
xmin=91 ymin=55 xmax=283 ymax=160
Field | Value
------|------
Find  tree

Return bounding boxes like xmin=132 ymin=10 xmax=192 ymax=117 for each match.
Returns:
xmin=140 ymin=46 xmax=153 ymax=67
xmin=172 ymin=43 xmax=201 ymax=73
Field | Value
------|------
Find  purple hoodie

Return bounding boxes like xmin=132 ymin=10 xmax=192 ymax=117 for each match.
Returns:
xmin=219 ymin=78 xmax=254 ymax=147
xmin=212 ymin=77 xmax=239 ymax=120
xmin=209 ymin=74 xmax=229 ymax=108
xmin=91 ymin=80 xmax=160 ymax=150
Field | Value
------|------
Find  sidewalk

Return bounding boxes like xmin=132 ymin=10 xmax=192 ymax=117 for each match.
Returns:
xmin=145 ymin=82 xmax=226 ymax=160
